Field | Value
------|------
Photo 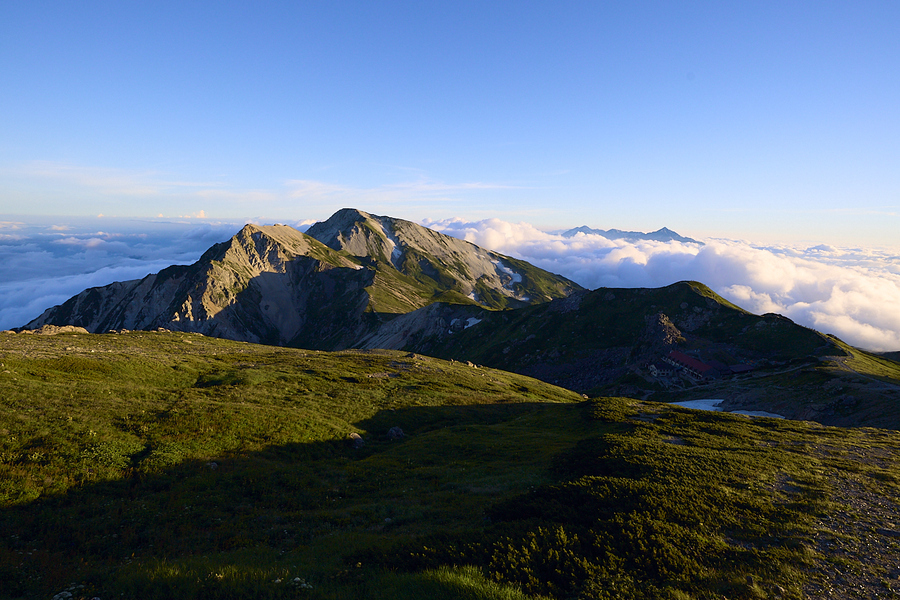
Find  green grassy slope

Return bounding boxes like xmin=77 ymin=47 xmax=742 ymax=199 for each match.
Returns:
xmin=412 ymin=282 xmax=836 ymax=394
xmin=1 ymin=332 xmax=899 ymax=599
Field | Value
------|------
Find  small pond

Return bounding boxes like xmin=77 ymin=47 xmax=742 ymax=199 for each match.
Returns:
xmin=669 ymin=399 xmax=785 ymax=419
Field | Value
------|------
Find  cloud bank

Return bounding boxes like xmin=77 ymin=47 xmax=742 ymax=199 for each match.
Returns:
xmin=425 ymin=218 xmax=900 ymax=352
xmin=0 ymin=218 xmax=244 ymax=331
xmin=2 ymin=216 xmax=898 ymax=353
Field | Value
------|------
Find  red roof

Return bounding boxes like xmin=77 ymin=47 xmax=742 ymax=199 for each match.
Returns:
xmin=667 ymin=351 xmax=716 ymax=374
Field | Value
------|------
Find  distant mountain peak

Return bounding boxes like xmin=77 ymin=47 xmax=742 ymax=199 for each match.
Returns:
xmin=561 ymin=225 xmax=701 ymax=245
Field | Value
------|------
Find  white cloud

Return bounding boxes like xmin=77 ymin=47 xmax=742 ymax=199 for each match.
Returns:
xmin=0 ymin=218 xmax=244 ymax=331
xmin=290 ymin=219 xmax=318 ymax=232
xmin=426 ymin=218 xmax=900 ymax=352
xmin=3 ymin=215 xmax=898 ymax=352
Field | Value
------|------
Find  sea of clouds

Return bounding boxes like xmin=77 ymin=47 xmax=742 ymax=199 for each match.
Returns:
xmin=0 ymin=217 xmax=245 ymax=333
xmin=425 ymin=218 xmax=900 ymax=353
xmin=2 ymin=216 xmax=898 ymax=352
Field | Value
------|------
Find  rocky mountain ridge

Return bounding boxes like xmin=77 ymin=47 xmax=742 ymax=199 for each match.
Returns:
xmin=24 ymin=209 xmax=582 ymax=347
xmin=26 ymin=224 xmax=375 ymax=347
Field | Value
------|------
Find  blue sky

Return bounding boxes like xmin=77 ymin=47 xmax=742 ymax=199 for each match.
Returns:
xmin=1 ymin=2 xmax=899 ymax=244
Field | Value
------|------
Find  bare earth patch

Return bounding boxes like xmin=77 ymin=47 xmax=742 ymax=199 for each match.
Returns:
xmin=803 ymin=444 xmax=900 ymax=599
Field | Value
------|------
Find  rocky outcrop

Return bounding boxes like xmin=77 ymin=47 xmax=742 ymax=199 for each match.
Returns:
xmin=16 ymin=325 xmax=90 ymax=335
xmin=643 ymin=312 xmax=685 ymax=349
xmin=26 ymin=224 xmax=375 ymax=346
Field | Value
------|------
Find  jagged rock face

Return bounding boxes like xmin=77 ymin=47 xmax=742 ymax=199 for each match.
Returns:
xmin=644 ymin=312 xmax=685 ymax=348
xmin=307 ymin=208 xmax=402 ymax=267
xmin=307 ymin=208 xmax=582 ymax=309
xmin=24 ymin=212 xmax=582 ymax=348
xmin=165 ymin=225 xmax=375 ymax=346
xmin=27 ymin=224 xmax=375 ymax=346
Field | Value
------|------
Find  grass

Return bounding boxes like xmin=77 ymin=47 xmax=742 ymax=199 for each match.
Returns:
xmin=828 ymin=336 xmax=900 ymax=382
xmin=422 ymin=282 xmax=834 ymax=381
xmin=1 ymin=332 xmax=899 ymax=599
xmin=374 ymin=399 xmax=835 ymax=599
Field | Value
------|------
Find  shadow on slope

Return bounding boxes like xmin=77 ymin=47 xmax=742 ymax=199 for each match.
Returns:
xmin=168 ymin=264 xmax=377 ymax=349
xmin=5 ymin=397 xmax=896 ymax=600
xmin=1 ymin=401 xmax=581 ymax=599
xmin=2 ymin=332 xmax=899 ymax=599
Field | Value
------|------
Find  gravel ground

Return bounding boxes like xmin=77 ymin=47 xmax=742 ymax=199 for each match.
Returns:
xmin=803 ymin=445 xmax=900 ymax=599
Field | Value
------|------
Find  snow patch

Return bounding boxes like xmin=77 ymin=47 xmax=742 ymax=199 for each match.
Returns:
xmin=464 ymin=317 xmax=482 ymax=329
xmin=376 ymin=218 xmax=404 ymax=270
xmin=491 ymin=259 xmax=526 ymax=299
xmin=493 ymin=260 xmax=522 ymax=283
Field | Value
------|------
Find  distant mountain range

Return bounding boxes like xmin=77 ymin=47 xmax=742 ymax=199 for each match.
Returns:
xmin=561 ymin=225 xmax=702 ymax=244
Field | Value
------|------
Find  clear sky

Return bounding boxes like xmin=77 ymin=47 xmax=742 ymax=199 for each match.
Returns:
xmin=1 ymin=2 xmax=898 ymax=245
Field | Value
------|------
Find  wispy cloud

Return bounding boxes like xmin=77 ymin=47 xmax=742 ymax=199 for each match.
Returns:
xmin=821 ymin=207 xmax=900 ymax=217
xmin=285 ymin=178 xmax=521 ymax=202
xmin=178 ymin=210 xmax=208 ymax=219
xmin=4 ymin=161 xmax=517 ymax=219
xmin=7 ymin=161 xmax=227 ymax=197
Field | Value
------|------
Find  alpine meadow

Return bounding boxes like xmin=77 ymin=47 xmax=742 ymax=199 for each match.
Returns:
xmin=3 ymin=209 xmax=900 ymax=599
xmin=3 ymin=4 xmax=900 ymax=598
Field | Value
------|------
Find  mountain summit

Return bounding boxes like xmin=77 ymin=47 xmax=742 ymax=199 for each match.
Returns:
xmin=306 ymin=208 xmax=579 ymax=309
xmin=24 ymin=209 xmax=582 ymax=347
